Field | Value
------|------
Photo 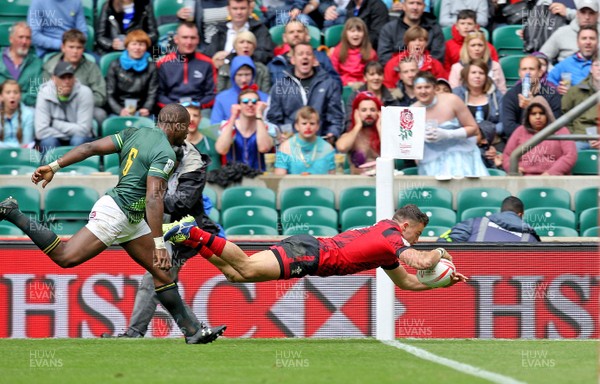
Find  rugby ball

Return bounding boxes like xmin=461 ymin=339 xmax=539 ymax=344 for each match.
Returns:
xmin=416 ymin=259 xmax=456 ymax=288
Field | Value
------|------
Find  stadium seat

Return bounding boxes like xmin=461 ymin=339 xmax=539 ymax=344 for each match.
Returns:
xmin=574 ymin=187 xmax=599 ymax=220
xmin=103 ymin=153 xmax=120 ymax=172
xmin=0 ymin=147 xmax=41 ymax=166
xmin=101 ymin=116 xmax=155 ymax=136
xmin=340 ymin=206 xmax=376 ymax=231
xmin=460 ymin=206 xmax=500 ymax=221
xmin=523 ymin=207 xmax=576 ymax=230
xmin=400 ymin=166 xmax=419 ymax=175
xmin=0 ymin=0 xmax=29 ymax=23
xmin=221 ymin=206 xmax=278 ymax=231
xmin=279 ymin=186 xmax=335 ymax=212
xmin=582 ymin=226 xmax=600 ymax=236
xmin=0 ymin=22 xmax=13 ymax=47
xmin=433 ymin=0 xmax=442 ymax=19
xmin=492 ymin=25 xmax=524 ymax=56
xmin=43 ymin=146 xmax=100 ymax=170
xmin=0 ymin=185 xmax=41 ymax=219
xmin=96 ymin=0 xmax=107 ymax=17
xmin=99 ymin=51 xmax=121 ymax=77
xmin=44 ymin=186 xmax=99 ymax=221
xmin=423 ymin=225 xmax=451 ymax=238
xmin=420 ymin=207 xmax=457 ymax=227
xmin=269 ymin=24 xmax=321 ymax=48
xmin=221 ymin=186 xmax=276 ymax=213
xmin=82 ymin=0 xmax=94 ymax=24
xmin=535 ymin=226 xmax=579 ymax=237
xmin=56 ymin=165 xmax=100 ymax=175
xmin=579 ymin=207 xmax=599 ymax=235
xmin=442 ymin=26 xmax=452 ymax=41
xmin=105 ymin=166 xmax=120 ymax=175
xmin=225 ymin=224 xmax=279 ymax=236
xmin=500 ymin=55 xmax=525 ymax=87
xmin=342 ymin=85 xmax=354 ymax=105
xmin=158 ymin=22 xmax=179 ymax=39
xmin=456 ymin=187 xmax=511 ymax=220
xmin=398 ymin=186 xmax=453 ymax=210
xmin=208 ymin=208 xmax=220 ymax=224
xmin=204 ymin=186 xmax=218 ymax=207
xmin=0 ymin=165 xmax=36 ymax=175
xmin=47 ymin=220 xmax=87 ymax=235
xmin=486 ymin=168 xmax=507 ymax=176
xmin=154 ymin=0 xmax=184 ymax=24
xmin=324 ymin=24 xmax=343 ymax=47
xmin=85 ymin=24 xmax=95 ymax=53
xmin=280 ymin=206 xmax=338 ymax=232
xmin=571 ymin=150 xmax=598 ymax=175
xmin=283 ymin=225 xmax=339 ymax=236
xmin=339 ymin=186 xmax=376 ymax=214
xmin=517 ymin=187 xmax=571 ymax=210
xmin=0 ymin=222 xmax=23 ymax=235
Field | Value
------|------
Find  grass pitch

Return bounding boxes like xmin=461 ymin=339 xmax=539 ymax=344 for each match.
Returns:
xmin=0 ymin=338 xmax=596 ymax=384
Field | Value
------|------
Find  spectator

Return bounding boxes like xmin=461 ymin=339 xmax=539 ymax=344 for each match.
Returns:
xmin=262 ymin=0 xmax=317 ymax=27
xmin=319 ymin=0 xmax=389 ymax=49
xmin=28 ymin=0 xmax=88 ymax=57
xmin=156 ymin=22 xmax=216 ymax=109
xmin=274 ymin=106 xmax=336 ymax=175
xmin=438 ymin=196 xmax=540 ymax=242
xmin=531 ymin=51 xmax=553 ymax=85
xmin=547 ymin=25 xmax=598 ymax=93
xmin=268 ymin=19 xmax=341 ymax=86
xmin=436 ymin=78 xmax=452 ymax=94
xmin=35 ymin=61 xmax=94 ymax=153
xmin=411 ymin=71 xmax=488 ymax=177
xmin=395 ymin=57 xmax=419 ymax=106
xmin=215 ymin=88 xmax=274 ymax=170
xmin=42 ymin=29 xmax=107 ymax=126
xmin=336 ymin=90 xmax=381 ymax=174
xmin=0 ymin=22 xmax=43 ymax=107
xmin=210 ymin=55 xmax=268 ymax=124
xmin=383 ymin=25 xmax=447 ymax=89
xmin=377 ymin=0 xmax=445 ymax=64
xmin=444 ymin=10 xmax=498 ymax=73
xmin=330 ymin=17 xmax=378 ymax=87
xmin=562 ymin=55 xmax=600 ymax=150
xmin=501 ymin=55 xmax=563 ymax=140
xmin=183 ymin=101 xmax=222 ymax=171
xmin=503 ymin=96 xmax=577 ymax=175
xmin=439 ymin=0 xmax=488 ymax=27
xmin=105 ymin=30 xmax=157 ymax=117
xmin=96 ymin=0 xmax=158 ymax=55
xmin=267 ymin=42 xmax=344 ymax=141
xmin=216 ymin=31 xmax=271 ymax=92
xmin=541 ymin=0 xmax=599 ymax=63
xmin=346 ymin=61 xmax=403 ymax=118
xmin=173 ymin=0 xmax=229 ymax=47
xmin=204 ymin=0 xmax=275 ymax=66
xmin=0 ymin=80 xmax=34 ymax=148
xmin=448 ymin=30 xmax=506 ymax=94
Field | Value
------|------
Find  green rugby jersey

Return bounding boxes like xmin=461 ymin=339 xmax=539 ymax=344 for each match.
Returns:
xmin=107 ymin=127 xmax=176 ymax=223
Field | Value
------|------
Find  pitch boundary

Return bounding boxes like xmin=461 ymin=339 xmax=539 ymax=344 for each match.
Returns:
xmin=382 ymin=339 xmax=526 ymax=384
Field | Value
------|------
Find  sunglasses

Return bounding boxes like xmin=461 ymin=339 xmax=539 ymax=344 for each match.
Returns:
xmin=181 ymin=101 xmax=200 ymax=108
xmin=241 ymin=98 xmax=258 ymax=104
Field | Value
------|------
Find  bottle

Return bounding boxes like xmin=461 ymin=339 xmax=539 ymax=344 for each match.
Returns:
xmin=475 ymin=106 xmax=484 ymax=123
xmin=522 ymin=73 xmax=531 ymax=98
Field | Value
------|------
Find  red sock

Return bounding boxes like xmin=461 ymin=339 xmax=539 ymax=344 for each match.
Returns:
xmin=188 ymin=227 xmax=226 ymax=256
xmin=189 ymin=227 xmax=210 ymax=242
xmin=197 ymin=246 xmax=215 ymax=260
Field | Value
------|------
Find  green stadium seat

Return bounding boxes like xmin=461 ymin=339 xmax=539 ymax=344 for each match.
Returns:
xmin=582 ymin=226 xmax=599 ymax=236
xmin=324 ymin=24 xmax=343 ymax=47
xmin=103 ymin=153 xmax=120 ymax=171
xmin=0 ymin=0 xmax=30 ymax=23
xmin=96 ymin=0 xmax=107 ymax=17
xmin=456 ymin=187 xmax=511 ymax=220
xmin=433 ymin=0 xmax=441 ymax=19
xmin=43 ymin=146 xmax=100 ymax=170
xmin=204 ymin=186 xmax=218 ymax=207
xmin=221 ymin=186 xmax=276 ymax=213
xmin=0 ymin=22 xmax=14 ymax=47
xmin=82 ymin=0 xmax=94 ymax=24
xmin=535 ymin=226 xmax=579 ymax=237
xmin=572 ymin=150 xmax=598 ymax=175
xmin=460 ymin=206 xmax=500 ymax=221
xmin=423 ymin=225 xmax=451 ymax=238
xmin=342 ymin=86 xmax=354 ymax=105
xmin=0 ymin=165 xmax=37 ymax=175
xmin=280 ymin=186 xmax=335 ymax=212
xmin=579 ymin=207 xmax=599 ymax=235
xmin=101 ymin=116 xmax=155 ymax=136
xmin=208 ymin=208 xmax=220 ymax=224
xmin=85 ymin=24 xmax=95 ymax=52
xmin=524 ymin=207 xmax=576 ymax=230
xmin=574 ymin=187 xmax=599 ymax=220
xmin=105 ymin=166 xmax=120 ymax=175
xmin=340 ymin=206 xmax=376 ymax=231
xmin=421 ymin=206 xmax=457 ymax=227
xmin=517 ymin=187 xmax=571 ymax=210
xmin=486 ymin=168 xmax=507 ymax=176
xmin=283 ymin=225 xmax=339 ymax=236
xmin=225 ymin=224 xmax=279 ymax=236
xmin=500 ymin=55 xmax=526 ymax=87
xmin=221 ymin=206 xmax=278 ymax=231
xmin=281 ymin=206 xmax=338 ymax=232
xmin=56 ymin=165 xmax=100 ymax=175
xmin=44 ymin=186 xmax=99 ymax=221
xmin=0 ymin=222 xmax=23 ymax=235
xmin=442 ymin=26 xmax=452 ymax=41
xmin=154 ymin=0 xmax=184 ymax=23
xmin=0 ymin=185 xmax=41 ymax=220
xmin=398 ymin=186 xmax=453 ymax=210
xmin=269 ymin=24 xmax=321 ymax=48
xmin=99 ymin=51 xmax=121 ymax=77
xmin=400 ymin=166 xmax=419 ymax=175
xmin=47 ymin=220 xmax=88 ymax=235
xmin=0 ymin=147 xmax=41 ymax=166
xmin=339 ymin=186 xmax=376 ymax=214
xmin=492 ymin=25 xmax=524 ymax=56
xmin=158 ymin=22 xmax=179 ymax=39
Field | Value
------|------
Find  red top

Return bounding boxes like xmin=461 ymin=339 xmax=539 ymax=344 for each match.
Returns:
xmin=383 ymin=50 xmax=448 ymax=89
xmin=444 ymin=24 xmax=499 ymax=72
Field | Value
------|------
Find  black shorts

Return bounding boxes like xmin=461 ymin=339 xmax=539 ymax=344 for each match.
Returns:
xmin=270 ymin=235 xmax=320 ymax=280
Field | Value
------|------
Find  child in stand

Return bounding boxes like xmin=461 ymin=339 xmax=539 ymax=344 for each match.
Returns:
xmin=182 ymin=101 xmax=221 ymax=172
xmin=329 ymin=17 xmax=377 ymax=88
xmin=0 ymin=80 xmax=34 ymax=148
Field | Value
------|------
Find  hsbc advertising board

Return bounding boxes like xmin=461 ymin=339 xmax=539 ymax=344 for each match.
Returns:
xmin=0 ymin=243 xmax=597 ymax=339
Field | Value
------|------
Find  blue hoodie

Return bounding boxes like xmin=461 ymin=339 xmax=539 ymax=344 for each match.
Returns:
xmin=210 ymin=56 xmax=268 ymax=125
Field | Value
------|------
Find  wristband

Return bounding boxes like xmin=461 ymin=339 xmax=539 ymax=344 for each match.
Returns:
xmin=436 ymin=248 xmax=445 ymax=258
xmin=154 ymin=236 xmax=166 ymax=249
xmin=48 ymin=160 xmax=61 ymax=173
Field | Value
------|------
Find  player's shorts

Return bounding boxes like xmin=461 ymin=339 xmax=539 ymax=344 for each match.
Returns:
xmin=270 ymin=234 xmax=320 ymax=280
xmin=86 ymin=195 xmax=150 ymax=246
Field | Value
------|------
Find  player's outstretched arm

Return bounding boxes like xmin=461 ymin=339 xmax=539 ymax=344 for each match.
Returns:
xmin=398 ymin=248 xmax=452 ymax=270
xmin=384 ymin=265 xmax=432 ymax=291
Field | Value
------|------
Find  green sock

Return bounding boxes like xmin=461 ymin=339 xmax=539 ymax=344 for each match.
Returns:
xmin=6 ymin=209 xmax=60 ymax=254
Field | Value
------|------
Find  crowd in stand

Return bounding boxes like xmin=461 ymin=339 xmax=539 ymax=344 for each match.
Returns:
xmin=0 ymin=0 xmax=598 ymax=177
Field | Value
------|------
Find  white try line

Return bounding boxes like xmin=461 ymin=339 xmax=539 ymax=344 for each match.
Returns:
xmin=381 ymin=340 xmax=527 ymax=384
